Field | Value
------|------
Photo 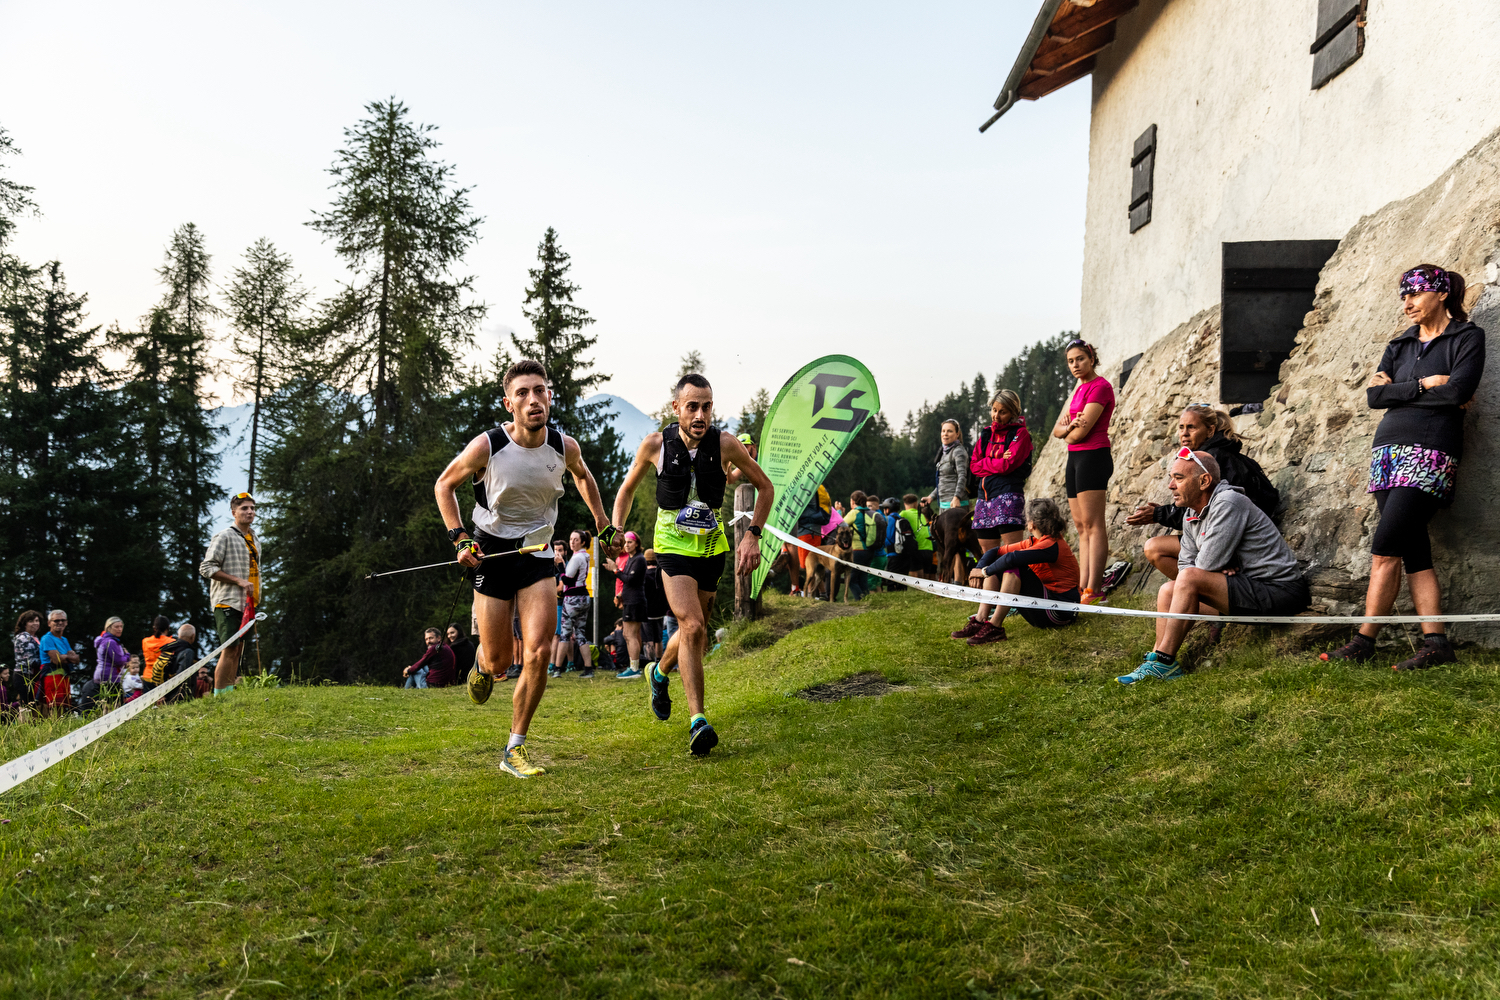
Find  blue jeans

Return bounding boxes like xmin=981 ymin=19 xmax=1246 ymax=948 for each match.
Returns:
xmin=404 ymin=666 xmax=429 ymax=689
xmin=662 ymin=616 xmax=678 ymax=646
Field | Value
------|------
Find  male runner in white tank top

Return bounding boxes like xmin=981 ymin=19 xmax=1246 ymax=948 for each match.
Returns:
xmin=435 ymin=359 xmax=614 ymax=778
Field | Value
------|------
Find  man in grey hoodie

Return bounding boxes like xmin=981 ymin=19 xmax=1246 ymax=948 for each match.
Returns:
xmin=1117 ymin=450 xmax=1309 ymax=684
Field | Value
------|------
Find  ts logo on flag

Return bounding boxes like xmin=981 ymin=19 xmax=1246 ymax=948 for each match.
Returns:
xmin=809 ymin=373 xmax=870 ymax=433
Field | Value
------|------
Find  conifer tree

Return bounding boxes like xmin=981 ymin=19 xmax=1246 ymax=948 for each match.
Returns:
xmin=0 ymin=125 xmax=37 ymax=259
xmin=0 ymin=262 xmax=151 ymax=636
xmin=307 ymin=98 xmax=485 ymax=438
xmin=226 ymin=238 xmax=308 ymax=492
xmin=511 ymin=227 xmax=623 ymax=531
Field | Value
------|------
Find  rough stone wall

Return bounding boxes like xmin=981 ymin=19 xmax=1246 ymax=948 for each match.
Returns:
xmin=1028 ymin=124 xmax=1500 ymax=643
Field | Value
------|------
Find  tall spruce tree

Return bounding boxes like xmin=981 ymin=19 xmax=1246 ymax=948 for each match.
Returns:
xmin=511 ymin=227 xmax=623 ymax=534
xmin=261 ymin=98 xmax=487 ymax=682
xmin=226 ymin=238 xmax=308 ymax=492
xmin=307 ymin=97 xmax=485 ymax=438
xmin=0 ymin=125 xmax=37 ymax=267
xmin=0 ymin=262 xmax=152 ymax=644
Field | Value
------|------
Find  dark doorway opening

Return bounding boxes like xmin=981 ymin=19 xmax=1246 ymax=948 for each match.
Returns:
xmin=1220 ymin=240 xmax=1340 ymax=403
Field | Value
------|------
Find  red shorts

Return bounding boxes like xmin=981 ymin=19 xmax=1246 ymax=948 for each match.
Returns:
xmin=796 ymin=533 xmax=821 ymax=569
xmin=43 ymin=673 xmax=69 ymax=707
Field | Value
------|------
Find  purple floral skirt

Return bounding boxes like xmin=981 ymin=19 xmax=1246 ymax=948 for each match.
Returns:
xmin=972 ymin=492 xmax=1025 ymax=534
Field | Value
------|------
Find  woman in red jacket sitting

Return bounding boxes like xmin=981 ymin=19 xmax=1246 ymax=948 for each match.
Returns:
xmin=953 ymin=498 xmax=1080 ymax=645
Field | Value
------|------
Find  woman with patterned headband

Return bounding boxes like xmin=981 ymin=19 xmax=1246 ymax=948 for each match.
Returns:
xmin=1322 ymin=264 xmax=1485 ymax=671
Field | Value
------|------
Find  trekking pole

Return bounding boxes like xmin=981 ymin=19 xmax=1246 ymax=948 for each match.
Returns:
xmin=364 ymin=544 xmax=548 ymax=580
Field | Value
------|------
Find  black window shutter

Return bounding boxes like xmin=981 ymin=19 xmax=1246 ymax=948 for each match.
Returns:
xmin=1129 ymin=125 xmax=1155 ymax=234
xmin=1311 ymin=0 xmax=1365 ymax=89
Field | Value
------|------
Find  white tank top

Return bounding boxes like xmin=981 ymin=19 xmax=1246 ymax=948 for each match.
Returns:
xmin=471 ymin=425 xmax=566 ymax=555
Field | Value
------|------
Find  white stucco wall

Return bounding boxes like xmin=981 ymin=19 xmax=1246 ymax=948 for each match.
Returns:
xmin=1079 ymin=0 xmax=1500 ymax=375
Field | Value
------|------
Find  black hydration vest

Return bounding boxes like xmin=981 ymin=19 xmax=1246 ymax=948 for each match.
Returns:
xmin=656 ymin=423 xmax=726 ymax=511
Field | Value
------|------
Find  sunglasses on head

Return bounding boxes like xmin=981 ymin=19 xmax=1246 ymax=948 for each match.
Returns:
xmin=1176 ymin=446 xmax=1211 ymax=477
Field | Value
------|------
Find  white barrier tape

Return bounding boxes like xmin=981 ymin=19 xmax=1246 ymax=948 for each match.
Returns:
xmin=0 ymin=613 xmax=266 ymax=797
xmin=762 ymin=523 xmax=1500 ymax=626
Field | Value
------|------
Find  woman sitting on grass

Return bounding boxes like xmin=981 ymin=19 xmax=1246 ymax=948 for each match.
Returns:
xmin=953 ymin=498 xmax=1080 ymax=645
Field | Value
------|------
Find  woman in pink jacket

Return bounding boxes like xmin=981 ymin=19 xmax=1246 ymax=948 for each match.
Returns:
xmin=969 ymin=389 xmax=1033 ymax=553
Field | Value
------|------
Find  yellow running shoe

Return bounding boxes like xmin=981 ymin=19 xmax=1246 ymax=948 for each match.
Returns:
xmin=467 ymin=665 xmax=494 ymax=706
xmin=500 ymin=743 xmax=547 ymax=779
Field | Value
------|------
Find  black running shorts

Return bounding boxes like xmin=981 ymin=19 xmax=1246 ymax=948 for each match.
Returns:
xmin=656 ymin=552 xmax=727 ymax=592
xmin=1226 ymin=572 xmax=1311 ymax=618
xmin=1065 ymin=447 xmax=1114 ymax=498
xmin=622 ymin=601 xmax=649 ymax=623
xmin=472 ymin=533 xmax=557 ymax=602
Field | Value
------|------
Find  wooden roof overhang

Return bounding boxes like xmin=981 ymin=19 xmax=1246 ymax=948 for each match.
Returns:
xmin=979 ymin=0 xmax=1139 ymax=132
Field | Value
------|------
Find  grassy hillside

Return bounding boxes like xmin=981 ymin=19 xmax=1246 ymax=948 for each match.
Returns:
xmin=3 ymin=591 xmax=1500 ymax=998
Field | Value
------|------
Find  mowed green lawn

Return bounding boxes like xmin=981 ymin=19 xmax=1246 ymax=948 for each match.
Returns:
xmin=4 ymin=591 xmax=1500 ymax=998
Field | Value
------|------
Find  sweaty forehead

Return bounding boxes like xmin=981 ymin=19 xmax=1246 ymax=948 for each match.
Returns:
xmin=678 ymin=387 xmax=713 ymax=407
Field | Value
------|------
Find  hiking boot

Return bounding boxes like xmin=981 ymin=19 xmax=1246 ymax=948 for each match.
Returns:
xmin=688 ymin=718 xmax=719 ymax=757
xmin=966 ymin=622 xmax=1007 ymax=646
xmin=950 ymin=617 xmax=985 ymax=639
xmin=466 ymin=666 xmax=494 ymax=706
xmin=648 ymin=663 xmax=671 ymax=721
xmin=1116 ymin=651 xmax=1184 ymax=685
xmin=1320 ymin=633 xmax=1376 ymax=663
xmin=1392 ymin=635 xmax=1457 ymax=672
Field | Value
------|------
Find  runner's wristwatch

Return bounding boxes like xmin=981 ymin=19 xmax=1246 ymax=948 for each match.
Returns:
xmin=447 ymin=527 xmax=470 ymax=544
xmin=748 ymin=525 xmax=763 ymax=538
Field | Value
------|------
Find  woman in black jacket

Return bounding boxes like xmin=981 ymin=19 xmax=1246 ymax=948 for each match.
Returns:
xmin=1322 ymin=264 xmax=1484 ymax=670
xmin=1127 ymin=404 xmax=1279 ymax=579
xmin=615 ymin=532 xmax=649 ymax=678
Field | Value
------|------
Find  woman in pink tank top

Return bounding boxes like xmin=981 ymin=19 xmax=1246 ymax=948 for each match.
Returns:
xmin=1050 ymin=339 xmax=1115 ymax=602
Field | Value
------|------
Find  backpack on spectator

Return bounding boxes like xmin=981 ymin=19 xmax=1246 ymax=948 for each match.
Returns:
xmin=892 ymin=514 xmax=916 ymax=555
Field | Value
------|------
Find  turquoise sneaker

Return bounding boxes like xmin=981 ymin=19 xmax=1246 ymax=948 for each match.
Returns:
xmin=1116 ymin=651 xmax=1184 ymax=685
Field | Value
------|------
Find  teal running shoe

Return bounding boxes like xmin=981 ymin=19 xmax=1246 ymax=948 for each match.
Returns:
xmin=648 ymin=662 xmax=671 ymax=721
xmin=688 ymin=718 xmax=719 ymax=757
xmin=1116 ymin=651 xmax=1184 ymax=685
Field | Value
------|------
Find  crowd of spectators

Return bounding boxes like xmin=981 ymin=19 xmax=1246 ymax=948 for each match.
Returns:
xmin=8 ymin=608 xmax=220 ymax=722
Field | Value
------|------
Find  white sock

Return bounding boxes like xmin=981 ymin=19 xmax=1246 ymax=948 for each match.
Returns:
xmin=630 ymin=659 xmax=639 ymax=672
xmin=507 ymin=733 xmax=525 ymax=750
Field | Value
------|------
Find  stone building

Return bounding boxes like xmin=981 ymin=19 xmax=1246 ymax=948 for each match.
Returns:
xmin=980 ymin=0 xmax=1500 ymax=641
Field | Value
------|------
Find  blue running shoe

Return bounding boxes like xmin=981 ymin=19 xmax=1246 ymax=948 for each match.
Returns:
xmin=688 ymin=718 xmax=719 ymax=756
xmin=1116 ymin=651 xmax=1184 ymax=685
xmin=648 ymin=662 xmax=671 ymax=721
xmin=616 ymin=666 xmax=644 ymax=680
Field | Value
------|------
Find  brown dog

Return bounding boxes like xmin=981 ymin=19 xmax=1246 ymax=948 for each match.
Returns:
xmin=929 ymin=505 xmax=986 ymax=584
xmin=804 ymin=524 xmax=854 ymax=602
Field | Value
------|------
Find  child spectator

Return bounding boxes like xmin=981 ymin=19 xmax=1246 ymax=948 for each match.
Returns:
xmin=0 ymin=666 xmax=22 ymax=721
xmin=121 ymin=658 xmax=145 ymax=703
xmin=956 ymin=498 xmax=1081 ymax=644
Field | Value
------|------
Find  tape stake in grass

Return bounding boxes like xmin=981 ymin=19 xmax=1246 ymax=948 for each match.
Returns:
xmin=1311 ymin=906 xmax=1320 ymax=927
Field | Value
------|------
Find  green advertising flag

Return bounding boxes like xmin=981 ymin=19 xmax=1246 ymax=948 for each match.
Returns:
xmin=750 ymin=355 xmax=880 ymax=598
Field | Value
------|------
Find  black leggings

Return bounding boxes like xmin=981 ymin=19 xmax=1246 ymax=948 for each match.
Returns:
xmin=1371 ymin=487 xmax=1441 ymax=574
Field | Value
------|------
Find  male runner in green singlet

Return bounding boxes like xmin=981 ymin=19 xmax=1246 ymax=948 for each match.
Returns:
xmin=612 ymin=373 xmax=774 ymax=756
xmin=435 ymin=359 xmax=614 ymax=778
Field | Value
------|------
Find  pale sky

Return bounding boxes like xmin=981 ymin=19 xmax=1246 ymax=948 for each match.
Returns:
xmin=0 ymin=0 xmax=1088 ymax=424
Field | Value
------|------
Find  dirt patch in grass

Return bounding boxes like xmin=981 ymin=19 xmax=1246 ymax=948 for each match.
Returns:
xmin=721 ymin=595 xmax=872 ymax=657
xmin=796 ymin=671 xmax=906 ymax=703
